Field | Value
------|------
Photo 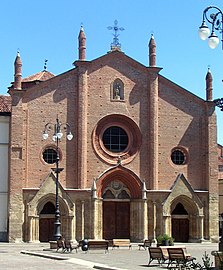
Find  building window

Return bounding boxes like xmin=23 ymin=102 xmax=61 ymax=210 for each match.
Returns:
xmin=111 ymin=79 xmax=124 ymax=101
xmin=92 ymin=114 xmax=142 ymax=165
xmin=171 ymin=149 xmax=186 ymax=165
xmin=102 ymin=126 xmax=128 ymax=152
xmin=43 ymin=148 xmax=57 ymax=164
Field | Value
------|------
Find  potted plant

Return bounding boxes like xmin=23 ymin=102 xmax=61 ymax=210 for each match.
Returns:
xmin=156 ymin=234 xmax=174 ymax=246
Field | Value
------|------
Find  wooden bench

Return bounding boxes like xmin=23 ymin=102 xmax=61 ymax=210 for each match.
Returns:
xmin=87 ymin=240 xmax=109 ymax=253
xmin=148 ymin=247 xmax=168 ymax=266
xmin=167 ymin=247 xmax=195 ymax=268
xmin=64 ymin=240 xmax=79 ymax=253
xmin=57 ymin=239 xmax=79 ymax=253
xmin=56 ymin=239 xmax=65 ymax=252
xmin=112 ymin=239 xmax=132 ymax=249
xmin=138 ymin=239 xmax=153 ymax=250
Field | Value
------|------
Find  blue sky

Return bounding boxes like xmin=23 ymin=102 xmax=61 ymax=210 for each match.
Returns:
xmin=1 ymin=0 xmax=223 ymax=143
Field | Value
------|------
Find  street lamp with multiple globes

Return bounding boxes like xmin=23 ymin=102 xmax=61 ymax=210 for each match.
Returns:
xmin=42 ymin=117 xmax=73 ymax=240
xmin=198 ymin=6 xmax=223 ymax=49
xmin=199 ymin=6 xmax=223 ymax=251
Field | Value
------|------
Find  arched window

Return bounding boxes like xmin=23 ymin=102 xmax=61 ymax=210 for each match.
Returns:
xmin=111 ymin=79 xmax=124 ymax=101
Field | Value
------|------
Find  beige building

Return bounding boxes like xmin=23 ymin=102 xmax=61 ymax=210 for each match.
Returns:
xmin=0 ymin=96 xmax=11 ymax=241
xmin=4 ymin=27 xmax=219 ymax=243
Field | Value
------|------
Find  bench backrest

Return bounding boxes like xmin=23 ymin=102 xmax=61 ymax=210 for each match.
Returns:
xmin=88 ymin=240 xmax=109 ymax=247
xmin=65 ymin=240 xmax=72 ymax=248
xmin=113 ymin=239 xmax=130 ymax=245
xmin=144 ymin=239 xmax=152 ymax=246
xmin=57 ymin=239 xmax=65 ymax=248
xmin=168 ymin=247 xmax=186 ymax=260
xmin=88 ymin=240 xmax=109 ymax=249
xmin=148 ymin=247 xmax=164 ymax=259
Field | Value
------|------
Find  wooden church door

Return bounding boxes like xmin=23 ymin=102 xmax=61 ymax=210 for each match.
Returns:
xmin=39 ymin=202 xmax=55 ymax=242
xmin=103 ymin=201 xmax=130 ymax=240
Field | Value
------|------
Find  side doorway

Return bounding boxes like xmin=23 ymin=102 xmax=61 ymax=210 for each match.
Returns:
xmin=172 ymin=218 xmax=189 ymax=242
xmin=39 ymin=202 xmax=55 ymax=242
xmin=171 ymin=203 xmax=189 ymax=242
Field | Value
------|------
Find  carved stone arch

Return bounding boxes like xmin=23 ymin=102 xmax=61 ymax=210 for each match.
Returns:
xmin=163 ymin=174 xmax=204 ymax=216
xmin=111 ymin=78 xmax=124 ymax=100
xmin=170 ymin=195 xmax=199 ymax=216
xmin=37 ymin=193 xmax=69 ymax=217
xmin=96 ymin=166 xmax=142 ymax=199
xmin=102 ymin=180 xmax=131 ymax=199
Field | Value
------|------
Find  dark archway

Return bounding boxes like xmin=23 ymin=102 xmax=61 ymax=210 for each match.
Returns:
xmin=39 ymin=202 xmax=55 ymax=242
xmin=171 ymin=203 xmax=189 ymax=242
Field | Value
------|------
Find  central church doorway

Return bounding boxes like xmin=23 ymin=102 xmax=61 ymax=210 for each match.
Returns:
xmin=103 ymin=201 xmax=130 ymax=239
xmin=102 ymin=180 xmax=131 ymax=240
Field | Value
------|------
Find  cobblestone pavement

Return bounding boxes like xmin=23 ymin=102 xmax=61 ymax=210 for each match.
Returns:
xmin=0 ymin=242 xmax=219 ymax=269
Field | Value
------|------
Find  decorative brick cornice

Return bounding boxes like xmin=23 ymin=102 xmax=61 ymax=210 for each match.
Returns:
xmin=0 ymin=95 xmax=11 ymax=113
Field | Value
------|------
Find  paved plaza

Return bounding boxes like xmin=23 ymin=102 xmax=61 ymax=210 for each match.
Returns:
xmin=0 ymin=242 xmax=220 ymax=269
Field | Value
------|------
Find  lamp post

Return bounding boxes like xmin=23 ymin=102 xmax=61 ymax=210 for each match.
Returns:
xmin=198 ymin=6 xmax=223 ymax=49
xmin=42 ymin=117 xmax=73 ymax=240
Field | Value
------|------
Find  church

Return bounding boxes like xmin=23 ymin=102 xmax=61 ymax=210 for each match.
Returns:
xmin=4 ymin=24 xmax=219 ymax=243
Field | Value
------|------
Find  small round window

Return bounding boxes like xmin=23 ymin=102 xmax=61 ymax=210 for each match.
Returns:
xmin=171 ymin=149 xmax=186 ymax=165
xmin=43 ymin=148 xmax=57 ymax=164
xmin=102 ymin=126 xmax=128 ymax=153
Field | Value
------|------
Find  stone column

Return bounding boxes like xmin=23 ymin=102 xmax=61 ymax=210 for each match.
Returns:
xmin=91 ymin=199 xmax=103 ymax=239
xmin=142 ymin=199 xmax=148 ymax=240
xmin=200 ymin=215 xmax=204 ymax=241
xmin=153 ymin=201 xmax=157 ymax=242
xmin=29 ymin=216 xmax=39 ymax=242
xmin=29 ymin=216 xmax=33 ymax=242
xmin=81 ymin=201 xmax=85 ymax=239
xmin=91 ymin=198 xmax=96 ymax=239
xmin=71 ymin=203 xmax=76 ymax=241
xmin=163 ymin=216 xmax=167 ymax=234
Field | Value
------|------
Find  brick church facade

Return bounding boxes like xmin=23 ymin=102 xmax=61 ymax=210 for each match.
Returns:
xmin=6 ymin=26 xmax=219 ymax=243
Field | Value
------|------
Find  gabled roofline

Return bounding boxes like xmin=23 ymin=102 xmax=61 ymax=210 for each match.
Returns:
xmin=159 ymin=74 xmax=208 ymax=105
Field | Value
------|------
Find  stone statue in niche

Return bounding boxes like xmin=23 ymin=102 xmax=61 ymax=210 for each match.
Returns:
xmin=114 ymin=82 xmax=121 ymax=100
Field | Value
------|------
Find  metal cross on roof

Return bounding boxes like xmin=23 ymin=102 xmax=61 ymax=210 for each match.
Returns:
xmin=43 ymin=59 xmax=48 ymax=71
xmin=107 ymin=20 xmax=125 ymax=50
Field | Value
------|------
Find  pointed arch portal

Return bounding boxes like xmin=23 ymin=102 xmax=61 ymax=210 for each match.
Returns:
xmin=97 ymin=166 xmax=143 ymax=240
xmin=39 ymin=201 xmax=55 ymax=242
xmin=171 ymin=202 xmax=189 ymax=242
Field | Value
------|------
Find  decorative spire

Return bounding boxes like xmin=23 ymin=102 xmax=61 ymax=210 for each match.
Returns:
xmin=92 ymin=178 xmax=97 ymax=199
xmin=14 ymin=51 xmax=22 ymax=90
xmin=107 ymin=20 xmax=124 ymax=51
xmin=78 ymin=25 xmax=86 ymax=60
xmin=149 ymin=34 xmax=156 ymax=67
xmin=142 ymin=181 xmax=147 ymax=200
xmin=206 ymin=67 xmax=213 ymax=101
